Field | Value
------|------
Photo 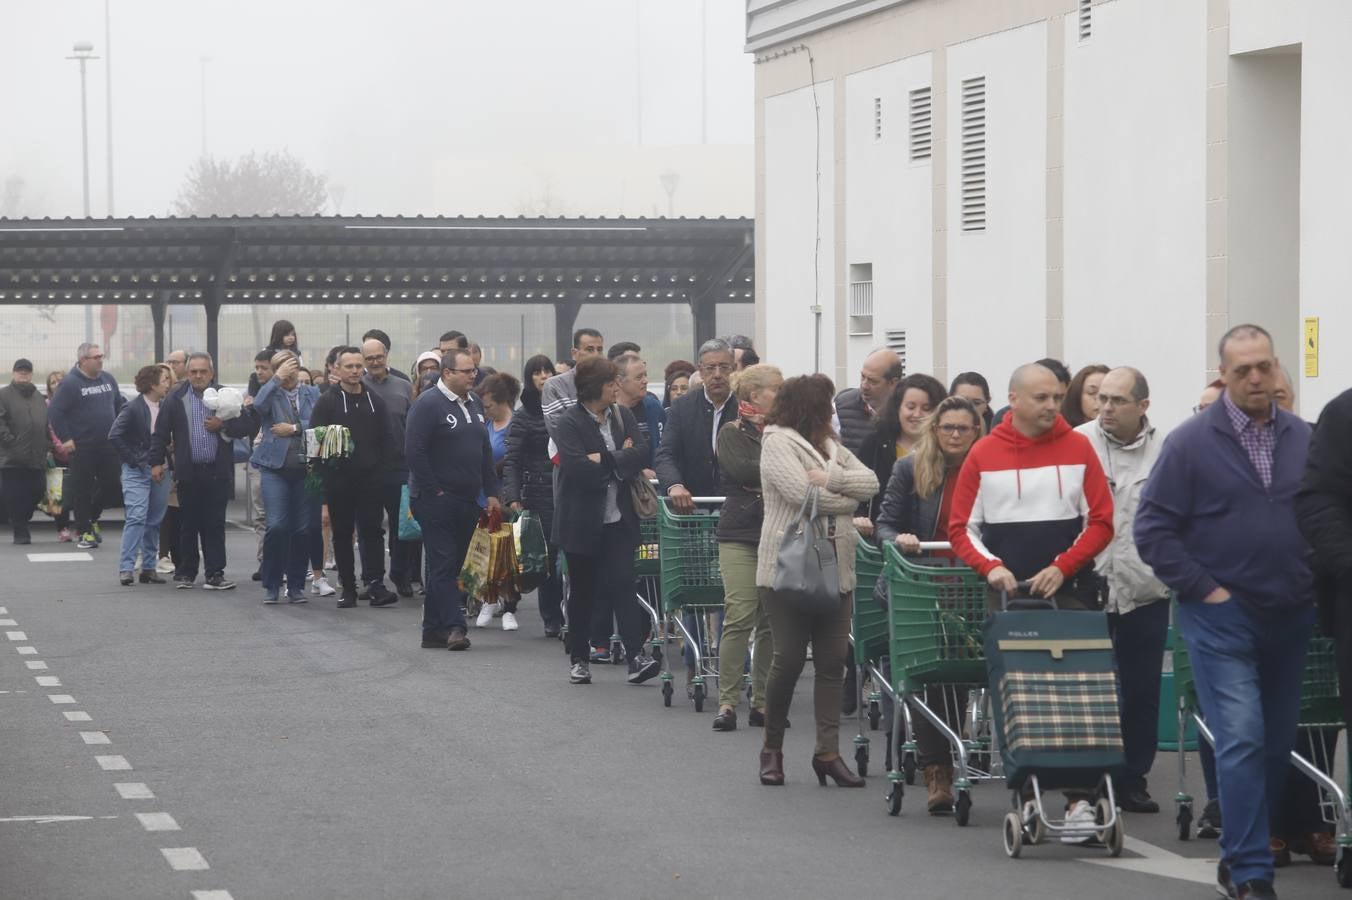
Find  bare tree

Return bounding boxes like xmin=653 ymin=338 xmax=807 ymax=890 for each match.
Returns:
xmin=173 ymin=150 xmax=328 ymax=217
xmin=514 ymin=175 xmax=572 ymax=217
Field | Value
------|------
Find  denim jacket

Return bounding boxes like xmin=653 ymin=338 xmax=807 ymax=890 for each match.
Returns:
xmin=250 ymin=378 xmax=318 ymax=471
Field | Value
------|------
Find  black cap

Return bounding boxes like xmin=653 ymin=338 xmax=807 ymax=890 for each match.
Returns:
xmin=12 ymin=358 xmax=32 ymax=372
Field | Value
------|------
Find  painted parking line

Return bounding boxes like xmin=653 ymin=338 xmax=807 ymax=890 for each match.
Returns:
xmin=26 ymin=552 xmax=93 ymax=562
xmin=134 ymin=812 xmax=180 ymax=832
xmin=95 ymin=755 xmax=131 ymax=771
xmin=79 ymin=731 xmax=111 ymax=745
xmin=6 ymin=631 xmax=27 ymax=641
xmin=16 ymin=646 xmax=37 ymax=655
xmin=0 ymin=606 xmax=7 ymax=614
xmin=1080 ymin=836 xmax=1217 ymax=886
xmin=35 ymin=676 xmax=61 ymax=687
xmin=114 ymin=783 xmax=154 ymax=800
xmin=161 ymin=847 xmax=209 ymax=871
xmin=63 ymin=711 xmax=92 ymax=722
xmin=0 ymin=815 xmax=117 ymax=824
xmin=25 ymin=660 xmax=48 ymax=670
xmin=48 ymin=694 xmax=76 ymax=704
xmin=0 ymin=619 xmax=16 ymax=626
xmin=192 ymin=891 xmax=235 ymax=900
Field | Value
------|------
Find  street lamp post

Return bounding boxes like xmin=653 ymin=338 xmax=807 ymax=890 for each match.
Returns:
xmin=104 ymin=0 xmax=114 ymax=215
xmin=66 ymin=41 xmax=98 ymax=345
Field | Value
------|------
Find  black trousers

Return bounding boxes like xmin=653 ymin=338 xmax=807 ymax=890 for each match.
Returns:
xmin=326 ymin=473 xmax=385 ymax=591
xmin=1106 ymin=598 xmax=1171 ymax=791
xmin=1 ymin=467 xmax=44 ymax=537
xmin=176 ymin=471 xmax=229 ymax=580
xmin=564 ymin=524 xmax=641 ymax=664
xmin=68 ymin=440 xmax=121 ymax=535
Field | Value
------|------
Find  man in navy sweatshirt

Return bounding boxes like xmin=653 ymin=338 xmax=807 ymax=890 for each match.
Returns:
xmin=1136 ymin=324 xmax=1313 ymax=900
xmin=406 ymin=347 xmax=499 ymax=652
xmin=49 ymin=343 xmax=126 ymax=549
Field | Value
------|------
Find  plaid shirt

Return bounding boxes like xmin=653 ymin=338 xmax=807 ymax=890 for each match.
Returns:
xmin=1222 ymin=390 xmax=1276 ymax=489
xmin=187 ymin=389 xmax=217 ymax=464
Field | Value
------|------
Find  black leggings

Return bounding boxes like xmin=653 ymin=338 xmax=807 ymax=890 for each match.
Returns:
xmin=564 ymin=524 xmax=641 ymax=664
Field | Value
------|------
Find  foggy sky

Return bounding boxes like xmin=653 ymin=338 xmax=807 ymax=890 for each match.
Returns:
xmin=0 ymin=0 xmax=753 ymax=219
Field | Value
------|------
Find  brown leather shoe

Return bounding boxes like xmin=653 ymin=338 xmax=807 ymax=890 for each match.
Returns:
xmin=1270 ymin=836 xmax=1291 ymax=868
xmin=759 ymin=748 xmax=784 ymax=786
xmin=446 ymin=627 xmax=471 ymax=651
xmin=1298 ymin=831 xmax=1337 ymax=866
xmin=812 ymin=754 xmax=865 ymax=787
xmin=925 ymin=763 xmax=955 ymax=813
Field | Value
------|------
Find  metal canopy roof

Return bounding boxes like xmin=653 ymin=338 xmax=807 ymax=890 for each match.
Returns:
xmin=0 ymin=214 xmax=754 ymax=307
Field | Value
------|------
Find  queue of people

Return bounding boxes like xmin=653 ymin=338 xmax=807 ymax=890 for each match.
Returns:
xmin=0 ymin=317 xmax=1342 ymax=900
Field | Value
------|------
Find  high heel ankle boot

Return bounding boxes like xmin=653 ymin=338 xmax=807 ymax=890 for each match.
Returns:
xmin=759 ymin=748 xmax=785 ymax=786
xmin=812 ymin=754 xmax=865 ymax=787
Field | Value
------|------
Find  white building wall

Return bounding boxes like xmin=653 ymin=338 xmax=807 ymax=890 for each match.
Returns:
xmin=844 ymin=54 xmax=934 ymax=380
xmin=945 ymin=23 xmax=1048 ymax=392
xmin=764 ymin=83 xmax=837 ymax=378
xmin=1062 ymin=0 xmax=1207 ymax=430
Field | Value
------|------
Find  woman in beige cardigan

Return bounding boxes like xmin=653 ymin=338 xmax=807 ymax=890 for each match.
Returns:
xmin=757 ymin=374 xmax=879 ymax=787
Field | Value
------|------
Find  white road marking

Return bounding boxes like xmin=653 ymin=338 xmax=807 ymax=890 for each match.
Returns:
xmin=26 ymin=552 xmax=93 ymax=562
xmin=114 ymin=782 xmax=154 ymax=800
xmin=161 ymin=847 xmax=209 ymax=871
xmin=79 ymin=731 xmax=111 ymax=745
xmin=1080 ymin=836 xmax=1218 ymax=886
xmin=25 ymin=660 xmax=48 ymax=670
xmin=63 ymin=711 xmax=92 ymax=722
xmin=6 ymin=631 xmax=27 ymax=641
xmin=16 ymin=646 xmax=37 ymax=655
xmin=35 ymin=676 xmax=61 ymax=687
xmin=95 ymin=755 xmax=131 ymax=771
xmin=0 ymin=606 xmax=8 ymax=613
xmin=49 ymin=694 xmax=75 ymax=704
xmin=192 ymin=891 xmax=234 ymax=900
xmin=0 ymin=619 xmax=16 ymax=626
xmin=134 ymin=812 xmax=180 ymax=832
xmin=0 ymin=815 xmax=116 ymax=824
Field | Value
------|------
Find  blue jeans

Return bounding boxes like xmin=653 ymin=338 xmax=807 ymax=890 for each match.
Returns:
xmin=259 ymin=468 xmax=310 ymax=597
xmin=412 ymin=492 xmax=478 ymax=640
xmin=117 ymin=464 xmax=169 ymax=574
xmin=1177 ymin=597 xmax=1314 ymax=886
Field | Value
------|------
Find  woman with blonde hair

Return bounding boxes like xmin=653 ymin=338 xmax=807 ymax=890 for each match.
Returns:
xmin=874 ymin=395 xmax=983 ymax=813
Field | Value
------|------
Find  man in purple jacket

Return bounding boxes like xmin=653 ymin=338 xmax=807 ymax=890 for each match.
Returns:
xmin=1135 ymin=324 xmax=1313 ymax=900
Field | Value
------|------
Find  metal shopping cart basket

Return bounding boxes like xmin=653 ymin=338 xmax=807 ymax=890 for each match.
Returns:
xmin=653 ymin=496 xmax=724 ymax=712
xmin=1173 ymin=603 xmax=1351 ymax=887
xmin=986 ymin=595 xmax=1126 ymax=858
xmin=878 ymin=542 xmax=999 ymax=823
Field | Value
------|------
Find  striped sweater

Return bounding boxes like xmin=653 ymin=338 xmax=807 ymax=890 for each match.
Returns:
xmin=756 ymin=426 xmax=880 ymax=591
xmin=948 ymin=415 xmax=1113 ymax=581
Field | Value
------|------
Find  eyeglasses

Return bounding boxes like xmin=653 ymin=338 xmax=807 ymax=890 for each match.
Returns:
xmin=701 ymin=363 xmax=733 ymax=375
xmin=83 ymin=354 xmax=105 ymax=361
xmin=449 ymin=367 xmax=476 ymax=376
xmin=937 ymin=424 xmax=976 ymax=436
xmin=363 ymin=354 xmax=386 ymax=363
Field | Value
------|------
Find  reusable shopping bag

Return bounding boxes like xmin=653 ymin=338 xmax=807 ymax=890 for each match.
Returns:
xmin=38 ymin=466 xmax=65 ymax=517
xmin=514 ymin=509 xmax=548 ymax=592
xmin=397 ymin=484 xmax=422 ymax=541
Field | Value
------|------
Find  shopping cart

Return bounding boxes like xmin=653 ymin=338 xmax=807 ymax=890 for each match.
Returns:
xmin=986 ymin=591 xmax=1127 ymax=859
xmin=653 ymin=496 xmax=725 ymax=712
xmin=878 ymin=542 xmax=998 ymax=824
xmin=851 ymin=537 xmax=889 ymax=778
xmin=632 ymin=514 xmax=665 ymax=665
xmin=1173 ymin=606 xmax=1351 ymax=887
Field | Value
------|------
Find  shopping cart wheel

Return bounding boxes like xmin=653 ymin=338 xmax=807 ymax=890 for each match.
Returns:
xmin=1176 ymin=802 xmax=1192 ymax=841
xmin=886 ymin=784 xmax=903 ymax=817
xmin=610 ymin=637 xmax=624 ymax=665
xmin=1096 ymin=797 xmax=1124 ymax=857
xmin=560 ymin=627 xmax=569 ymax=653
xmin=1028 ymin=811 xmax=1047 ymax=845
xmin=955 ymin=790 xmax=972 ymax=827
xmin=1336 ymin=849 xmax=1352 ymax=888
xmin=1003 ymin=812 xmax=1023 ymax=858
xmin=662 ymin=680 xmax=673 ymax=708
xmin=693 ymin=682 xmax=706 ymax=713
xmin=902 ymin=753 xmax=917 ymax=786
xmin=867 ymin=700 xmax=881 ymax=731
xmin=855 ymin=744 xmax=869 ymax=778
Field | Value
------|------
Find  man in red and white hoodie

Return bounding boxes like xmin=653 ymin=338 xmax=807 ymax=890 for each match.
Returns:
xmin=948 ymin=361 xmax=1115 ymax=837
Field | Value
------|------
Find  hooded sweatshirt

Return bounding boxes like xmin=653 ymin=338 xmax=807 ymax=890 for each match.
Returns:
xmin=948 ymin=414 xmax=1114 ymax=581
xmin=309 ymin=383 xmax=390 ymax=475
xmin=48 ymin=365 xmax=125 ymax=445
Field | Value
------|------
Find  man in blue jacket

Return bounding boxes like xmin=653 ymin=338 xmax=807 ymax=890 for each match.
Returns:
xmin=406 ymin=348 xmax=500 ymax=652
xmin=48 ymin=343 xmax=126 ymax=549
xmin=1135 ymin=324 xmax=1313 ymax=900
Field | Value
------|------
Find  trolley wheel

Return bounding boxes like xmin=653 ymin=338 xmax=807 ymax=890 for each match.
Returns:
xmin=855 ymin=744 xmax=869 ymax=778
xmin=1028 ymin=810 xmax=1047 ymax=846
xmin=1176 ymin=802 xmax=1193 ymax=841
xmin=902 ymin=753 xmax=916 ymax=786
xmin=955 ymin=790 xmax=972 ymax=827
xmin=610 ymin=639 xmax=623 ymax=664
xmin=693 ymin=682 xmax=705 ymax=713
xmin=746 ymin=682 xmax=753 ymax=701
xmin=1096 ymin=797 xmax=1124 ymax=857
xmin=1336 ymin=850 xmax=1352 ymax=888
xmin=1003 ymin=812 xmax=1024 ymax=858
xmin=886 ymin=785 xmax=903 ymax=817
xmin=661 ymin=681 xmax=673 ymax=708
xmin=560 ymin=628 xmax=569 ymax=653
xmin=867 ymin=700 xmax=881 ymax=732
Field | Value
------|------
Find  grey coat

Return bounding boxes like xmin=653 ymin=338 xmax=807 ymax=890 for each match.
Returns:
xmin=0 ymin=382 xmax=49 ymax=470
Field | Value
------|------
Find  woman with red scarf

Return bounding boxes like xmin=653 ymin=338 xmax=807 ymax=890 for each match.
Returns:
xmin=711 ymin=364 xmax=784 ymax=732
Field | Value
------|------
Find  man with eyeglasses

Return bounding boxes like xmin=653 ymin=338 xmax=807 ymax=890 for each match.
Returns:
xmin=835 ymin=348 xmax=903 ymax=456
xmin=656 ymin=338 xmax=739 ymax=515
xmin=1137 ymin=324 xmax=1314 ymax=900
xmin=1074 ymin=366 xmax=1169 ymax=815
xmin=49 ymin=342 xmax=126 ymax=549
xmin=362 ymin=337 xmax=416 ymax=597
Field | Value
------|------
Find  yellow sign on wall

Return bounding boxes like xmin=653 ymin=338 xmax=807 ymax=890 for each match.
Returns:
xmin=1304 ymin=316 xmax=1319 ymax=378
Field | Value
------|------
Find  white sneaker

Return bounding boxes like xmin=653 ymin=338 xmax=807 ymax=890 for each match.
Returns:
xmin=156 ymin=557 xmax=175 ymax=575
xmin=1061 ymin=799 xmax=1097 ymax=844
xmin=502 ymin=612 xmax=519 ymax=631
xmin=311 ymin=576 xmax=336 ymax=597
xmin=476 ymin=603 xmax=500 ymax=628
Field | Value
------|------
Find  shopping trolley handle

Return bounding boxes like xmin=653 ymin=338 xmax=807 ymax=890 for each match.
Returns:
xmin=916 ymin=541 xmax=951 ymax=551
xmin=1001 ymin=581 xmax=1057 ymax=611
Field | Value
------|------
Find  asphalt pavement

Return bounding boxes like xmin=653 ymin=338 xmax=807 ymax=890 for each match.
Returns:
xmin=0 ymin=526 xmax=1342 ymax=899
